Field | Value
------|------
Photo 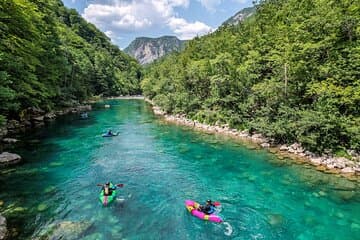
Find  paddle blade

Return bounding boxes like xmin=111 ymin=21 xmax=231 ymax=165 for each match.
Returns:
xmin=117 ymin=184 xmax=124 ymax=187
xmin=214 ymin=202 xmax=221 ymax=206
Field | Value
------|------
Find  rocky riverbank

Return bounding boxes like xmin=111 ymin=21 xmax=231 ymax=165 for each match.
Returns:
xmin=0 ymin=215 xmax=6 ymax=240
xmin=148 ymin=102 xmax=360 ymax=179
xmin=0 ymin=104 xmax=92 ymax=168
xmin=1 ymin=105 xmax=92 ymax=137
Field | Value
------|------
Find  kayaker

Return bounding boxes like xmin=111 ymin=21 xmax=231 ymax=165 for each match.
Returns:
xmin=107 ymin=129 xmax=113 ymax=136
xmin=100 ymin=182 xmax=116 ymax=196
xmin=198 ymin=200 xmax=215 ymax=214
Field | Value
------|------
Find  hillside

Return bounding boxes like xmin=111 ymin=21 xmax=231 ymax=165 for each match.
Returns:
xmin=142 ymin=1 xmax=360 ymax=155
xmin=222 ymin=6 xmax=256 ymax=26
xmin=0 ymin=0 xmax=141 ymax=124
xmin=124 ymin=36 xmax=185 ymax=64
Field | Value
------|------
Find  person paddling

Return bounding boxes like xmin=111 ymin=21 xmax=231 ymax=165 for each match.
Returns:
xmin=197 ymin=199 xmax=216 ymax=214
xmin=98 ymin=182 xmax=116 ymax=196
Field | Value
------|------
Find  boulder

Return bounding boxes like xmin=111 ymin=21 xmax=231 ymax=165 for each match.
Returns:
xmin=0 ymin=152 xmax=22 ymax=167
xmin=280 ymin=145 xmax=288 ymax=151
xmin=44 ymin=112 xmax=56 ymax=121
xmin=260 ymin=143 xmax=270 ymax=148
xmin=55 ymin=110 xmax=65 ymax=116
xmin=0 ymin=215 xmax=7 ymax=240
xmin=6 ymin=120 xmax=25 ymax=132
xmin=27 ymin=107 xmax=45 ymax=116
xmin=23 ymin=120 xmax=32 ymax=127
xmin=290 ymin=143 xmax=300 ymax=149
xmin=2 ymin=138 xmax=19 ymax=144
xmin=0 ymin=127 xmax=7 ymax=140
xmin=310 ymin=157 xmax=323 ymax=166
xmin=32 ymin=116 xmax=44 ymax=122
xmin=77 ymin=105 xmax=92 ymax=112
xmin=341 ymin=167 xmax=355 ymax=174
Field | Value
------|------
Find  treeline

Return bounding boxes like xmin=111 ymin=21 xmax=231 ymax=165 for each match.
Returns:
xmin=0 ymin=0 xmax=141 ymax=124
xmin=142 ymin=0 xmax=360 ymax=154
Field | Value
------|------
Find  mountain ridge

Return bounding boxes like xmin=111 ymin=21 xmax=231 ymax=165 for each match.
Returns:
xmin=124 ymin=36 xmax=186 ymax=65
xmin=222 ymin=6 xmax=256 ymax=26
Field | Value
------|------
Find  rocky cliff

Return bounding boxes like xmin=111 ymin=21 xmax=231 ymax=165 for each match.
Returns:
xmin=222 ymin=6 xmax=256 ymax=26
xmin=124 ymin=36 xmax=185 ymax=65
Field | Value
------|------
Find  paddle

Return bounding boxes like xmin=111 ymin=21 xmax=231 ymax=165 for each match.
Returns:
xmin=97 ymin=183 xmax=124 ymax=187
xmin=213 ymin=202 xmax=221 ymax=206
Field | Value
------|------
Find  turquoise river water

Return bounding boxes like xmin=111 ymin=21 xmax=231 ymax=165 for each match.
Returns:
xmin=0 ymin=100 xmax=359 ymax=239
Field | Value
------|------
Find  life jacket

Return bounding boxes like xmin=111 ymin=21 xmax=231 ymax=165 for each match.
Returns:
xmin=104 ymin=186 xmax=110 ymax=195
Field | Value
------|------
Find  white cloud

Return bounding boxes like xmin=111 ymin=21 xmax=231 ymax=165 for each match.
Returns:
xmin=82 ymin=0 xmax=211 ymax=41
xmin=198 ymin=0 xmax=251 ymax=12
xmin=233 ymin=0 xmax=249 ymax=3
xmin=197 ymin=0 xmax=222 ymax=12
xmin=168 ymin=17 xmax=212 ymax=39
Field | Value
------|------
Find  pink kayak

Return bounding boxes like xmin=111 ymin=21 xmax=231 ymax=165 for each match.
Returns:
xmin=185 ymin=200 xmax=222 ymax=223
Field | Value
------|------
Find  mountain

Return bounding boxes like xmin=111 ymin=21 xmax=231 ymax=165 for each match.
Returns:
xmin=222 ymin=6 xmax=256 ymax=26
xmin=124 ymin=36 xmax=186 ymax=65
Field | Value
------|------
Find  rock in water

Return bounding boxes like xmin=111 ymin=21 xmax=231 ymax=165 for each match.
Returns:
xmin=267 ymin=213 xmax=284 ymax=226
xmin=2 ymin=138 xmax=19 ymax=144
xmin=0 ymin=152 xmax=22 ymax=167
xmin=33 ymin=220 xmax=92 ymax=240
xmin=0 ymin=215 xmax=7 ymax=240
xmin=37 ymin=203 xmax=48 ymax=212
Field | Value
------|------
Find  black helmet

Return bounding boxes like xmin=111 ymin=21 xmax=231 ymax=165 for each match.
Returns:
xmin=206 ymin=199 xmax=212 ymax=203
xmin=106 ymin=182 xmax=110 ymax=186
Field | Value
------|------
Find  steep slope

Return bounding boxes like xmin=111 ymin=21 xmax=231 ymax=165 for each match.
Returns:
xmin=222 ymin=6 xmax=256 ymax=26
xmin=124 ymin=36 xmax=185 ymax=64
xmin=0 ymin=0 xmax=141 ymax=124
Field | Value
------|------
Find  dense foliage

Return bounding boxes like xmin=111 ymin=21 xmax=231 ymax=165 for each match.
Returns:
xmin=142 ymin=0 xmax=360 ymax=154
xmin=0 ymin=0 xmax=141 ymax=125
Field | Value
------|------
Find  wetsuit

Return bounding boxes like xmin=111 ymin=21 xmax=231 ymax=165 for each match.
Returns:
xmin=102 ymin=186 xmax=116 ymax=196
xmin=199 ymin=204 xmax=215 ymax=214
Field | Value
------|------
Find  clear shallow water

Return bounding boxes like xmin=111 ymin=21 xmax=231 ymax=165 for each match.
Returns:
xmin=0 ymin=100 xmax=359 ymax=239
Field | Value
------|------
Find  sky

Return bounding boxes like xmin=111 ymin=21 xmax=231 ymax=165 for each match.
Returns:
xmin=62 ymin=0 xmax=254 ymax=49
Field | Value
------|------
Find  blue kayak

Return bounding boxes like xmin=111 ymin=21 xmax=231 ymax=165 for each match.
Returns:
xmin=102 ymin=132 xmax=119 ymax=137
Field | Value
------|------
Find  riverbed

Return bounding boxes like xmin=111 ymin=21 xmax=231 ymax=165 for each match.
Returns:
xmin=0 ymin=100 xmax=359 ymax=239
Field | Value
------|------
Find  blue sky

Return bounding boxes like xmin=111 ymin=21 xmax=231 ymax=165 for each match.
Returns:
xmin=62 ymin=0 xmax=253 ymax=49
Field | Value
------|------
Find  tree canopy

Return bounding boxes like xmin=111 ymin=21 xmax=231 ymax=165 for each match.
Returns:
xmin=142 ymin=0 xmax=360 ymax=154
xmin=0 ymin=0 xmax=141 ymax=124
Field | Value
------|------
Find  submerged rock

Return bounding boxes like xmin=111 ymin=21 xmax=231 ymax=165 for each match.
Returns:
xmin=336 ymin=190 xmax=356 ymax=201
xmin=0 ymin=152 xmax=22 ymax=167
xmin=37 ymin=203 xmax=48 ymax=212
xmin=33 ymin=220 xmax=92 ymax=240
xmin=0 ymin=215 xmax=7 ymax=240
xmin=267 ymin=213 xmax=284 ymax=226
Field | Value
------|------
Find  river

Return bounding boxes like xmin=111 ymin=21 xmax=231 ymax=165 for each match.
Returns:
xmin=0 ymin=99 xmax=359 ymax=239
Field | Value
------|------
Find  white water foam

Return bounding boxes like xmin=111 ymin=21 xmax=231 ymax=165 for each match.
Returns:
xmin=223 ymin=221 xmax=233 ymax=236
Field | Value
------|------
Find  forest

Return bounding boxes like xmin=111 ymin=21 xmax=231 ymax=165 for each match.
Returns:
xmin=142 ymin=0 xmax=360 ymax=154
xmin=0 ymin=0 xmax=141 ymax=124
